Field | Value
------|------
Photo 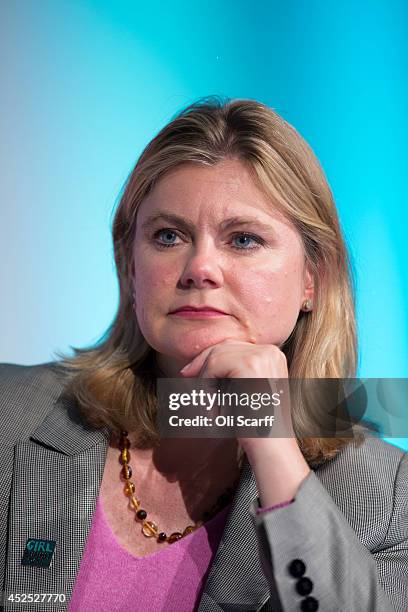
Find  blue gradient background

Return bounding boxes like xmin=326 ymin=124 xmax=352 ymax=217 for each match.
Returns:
xmin=1 ymin=1 xmax=407 ymax=449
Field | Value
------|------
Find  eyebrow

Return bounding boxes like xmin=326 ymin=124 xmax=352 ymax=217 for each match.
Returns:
xmin=140 ymin=211 xmax=275 ymax=234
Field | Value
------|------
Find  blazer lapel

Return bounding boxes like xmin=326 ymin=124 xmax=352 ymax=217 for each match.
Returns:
xmin=3 ymin=389 xmax=110 ymax=611
xmin=198 ymin=457 xmax=280 ymax=612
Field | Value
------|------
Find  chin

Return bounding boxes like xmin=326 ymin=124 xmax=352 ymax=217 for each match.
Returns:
xmin=170 ymin=334 xmax=235 ymax=358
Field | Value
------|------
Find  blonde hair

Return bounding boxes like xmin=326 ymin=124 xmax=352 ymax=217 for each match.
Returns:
xmin=55 ymin=95 xmax=364 ymax=468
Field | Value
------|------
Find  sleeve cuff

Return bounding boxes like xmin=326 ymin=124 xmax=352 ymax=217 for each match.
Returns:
xmin=256 ymin=498 xmax=294 ymax=514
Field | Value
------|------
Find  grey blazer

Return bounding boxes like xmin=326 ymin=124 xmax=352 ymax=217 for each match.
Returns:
xmin=0 ymin=362 xmax=407 ymax=612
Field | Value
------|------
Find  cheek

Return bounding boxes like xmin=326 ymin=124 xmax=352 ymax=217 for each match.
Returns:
xmin=235 ymin=260 xmax=304 ymax=341
xmin=133 ymin=246 xmax=174 ymax=300
xmin=133 ymin=259 xmax=175 ymax=329
xmin=237 ymin=261 xmax=303 ymax=307
xmin=134 ymin=273 xmax=173 ymax=299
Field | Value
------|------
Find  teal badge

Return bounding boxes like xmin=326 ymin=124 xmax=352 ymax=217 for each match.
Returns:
xmin=21 ymin=538 xmax=56 ymax=568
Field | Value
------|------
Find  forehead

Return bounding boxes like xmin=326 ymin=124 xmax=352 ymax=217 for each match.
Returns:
xmin=136 ymin=159 xmax=290 ymax=227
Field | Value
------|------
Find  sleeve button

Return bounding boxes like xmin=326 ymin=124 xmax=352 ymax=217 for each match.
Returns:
xmin=288 ymin=558 xmax=306 ymax=578
xmin=296 ymin=576 xmax=313 ymax=596
xmin=300 ymin=595 xmax=319 ymax=611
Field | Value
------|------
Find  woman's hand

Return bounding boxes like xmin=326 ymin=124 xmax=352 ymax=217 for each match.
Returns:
xmin=180 ymin=338 xmax=288 ymax=379
xmin=179 ymin=338 xmax=292 ymax=452
xmin=180 ymin=339 xmax=311 ymax=506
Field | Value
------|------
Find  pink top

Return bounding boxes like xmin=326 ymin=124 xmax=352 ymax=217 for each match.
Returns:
xmin=68 ymin=495 xmax=231 ymax=611
xmin=68 ymin=493 xmax=294 ymax=611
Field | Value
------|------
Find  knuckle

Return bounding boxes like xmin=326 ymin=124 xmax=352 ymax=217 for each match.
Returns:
xmin=243 ymin=355 xmax=259 ymax=368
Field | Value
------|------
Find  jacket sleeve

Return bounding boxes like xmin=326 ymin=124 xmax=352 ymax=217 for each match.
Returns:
xmin=249 ymin=451 xmax=408 ymax=612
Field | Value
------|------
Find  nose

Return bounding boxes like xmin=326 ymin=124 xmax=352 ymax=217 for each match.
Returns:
xmin=178 ymin=238 xmax=224 ymax=289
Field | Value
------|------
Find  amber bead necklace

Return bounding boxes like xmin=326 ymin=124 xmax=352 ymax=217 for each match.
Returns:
xmin=118 ymin=430 xmax=237 ymax=544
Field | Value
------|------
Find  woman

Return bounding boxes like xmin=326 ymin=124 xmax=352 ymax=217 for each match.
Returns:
xmin=0 ymin=96 xmax=406 ymax=612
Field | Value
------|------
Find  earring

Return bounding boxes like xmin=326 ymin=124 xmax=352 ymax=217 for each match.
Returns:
xmin=132 ymin=292 xmax=137 ymax=311
xmin=301 ymin=298 xmax=313 ymax=312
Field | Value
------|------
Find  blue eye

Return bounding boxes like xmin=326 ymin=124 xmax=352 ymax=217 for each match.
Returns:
xmin=231 ymin=233 xmax=263 ymax=250
xmin=154 ymin=229 xmax=179 ymax=247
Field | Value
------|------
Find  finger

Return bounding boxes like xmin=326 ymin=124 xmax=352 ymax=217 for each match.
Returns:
xmin=179 ymin=338 xmax=241 ymax=377
xmin=179 ymin=345 xmax=215 ymax=377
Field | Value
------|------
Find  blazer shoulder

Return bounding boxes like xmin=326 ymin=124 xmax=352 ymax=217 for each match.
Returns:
xmin=0 ymin=361 xmax=69 ymax=445
xmin=316 ymin=435 xmax=406 ymax=549
xmin=337 ymin=434 xmax=403 ymax=468
xmin=317 ymin=434 xmax=405 ymax=492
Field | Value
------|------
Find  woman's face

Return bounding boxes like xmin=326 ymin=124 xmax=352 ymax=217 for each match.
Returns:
xmin=131 ymin=158 xmax=314 ymax=376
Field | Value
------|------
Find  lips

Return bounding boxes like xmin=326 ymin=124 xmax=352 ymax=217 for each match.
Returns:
xmin=169 ymin=306 xmax=228 ymax=314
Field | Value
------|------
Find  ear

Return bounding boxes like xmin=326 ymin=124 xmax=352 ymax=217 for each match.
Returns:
xmin=302 ymin=262 xmax=315 ymax=303
xmin=129 ymin=260 xmax=137 ymax=305
xmin=129 ymin=259 xmax=135 ymax=284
